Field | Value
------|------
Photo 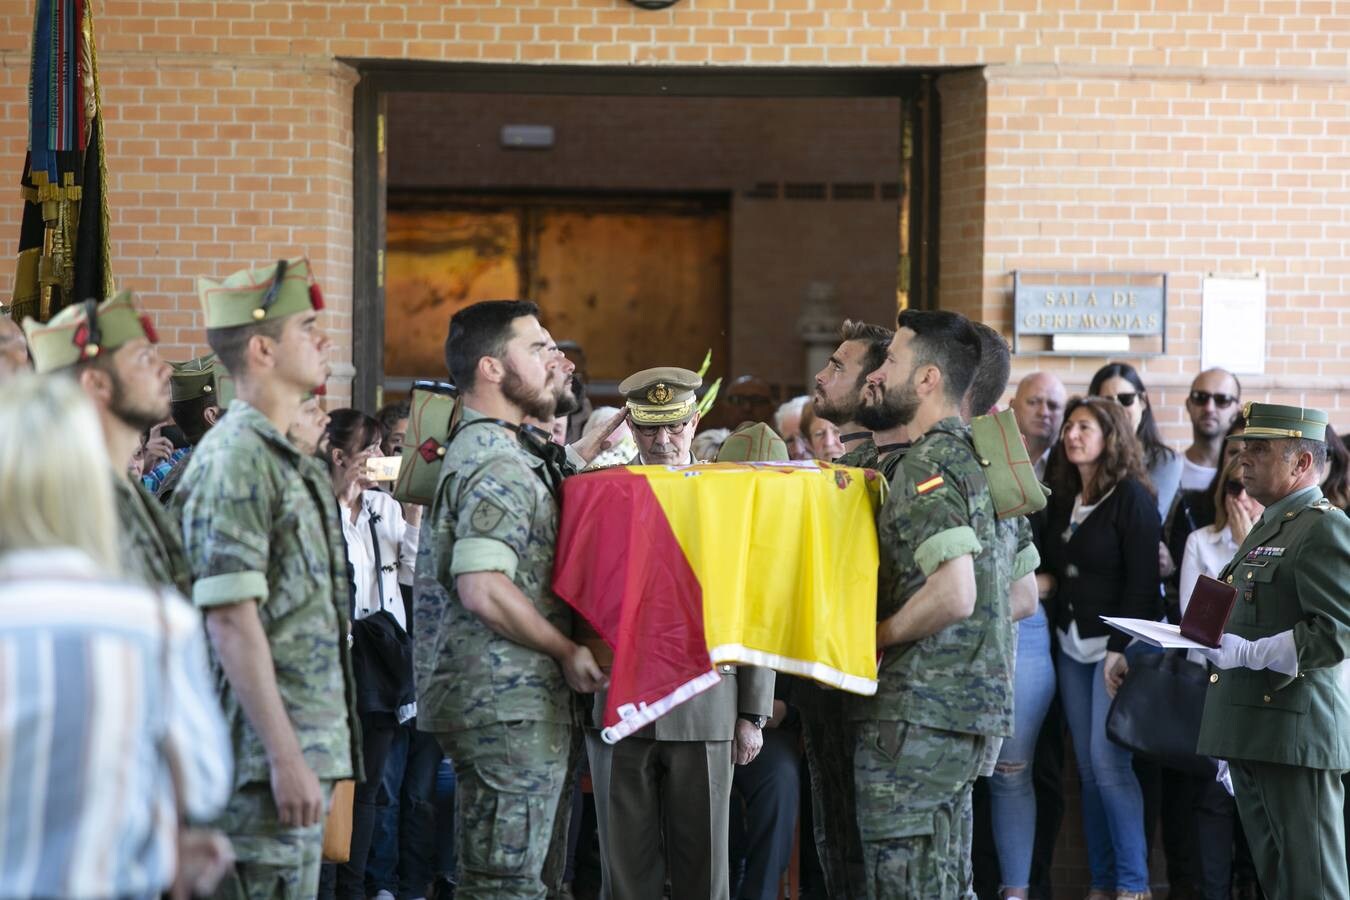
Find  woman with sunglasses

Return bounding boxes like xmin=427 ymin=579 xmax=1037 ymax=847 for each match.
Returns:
xmin=1175 ymin=451 xmax=1266 ymax=900
xmin=1089 ymin=362 xmax=1183 ymax=519
xmin=1043 ymin=396 xmax=1161 ymax=900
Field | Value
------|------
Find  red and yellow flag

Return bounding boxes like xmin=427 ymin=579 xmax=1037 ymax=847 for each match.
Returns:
xmin=553 ymin=461 xmax=882 ymax=742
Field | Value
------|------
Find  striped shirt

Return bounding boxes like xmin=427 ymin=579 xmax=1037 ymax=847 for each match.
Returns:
xmin=0 ymin=548 xmax=232 ymax=900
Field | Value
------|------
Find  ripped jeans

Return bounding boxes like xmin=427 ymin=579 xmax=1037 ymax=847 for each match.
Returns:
xmin=988 ymin=605 xmax=1056 ymax=890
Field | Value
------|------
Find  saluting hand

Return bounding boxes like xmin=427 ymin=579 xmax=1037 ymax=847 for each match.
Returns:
xmin=562 ymin=643 xmax=608 ymax=694
xmin=568 ymin=408 xmax=629 ymax=466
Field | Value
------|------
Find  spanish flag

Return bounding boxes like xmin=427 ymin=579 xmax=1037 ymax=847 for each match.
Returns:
xmin=553 ymin=461 xmax=882 ymax=743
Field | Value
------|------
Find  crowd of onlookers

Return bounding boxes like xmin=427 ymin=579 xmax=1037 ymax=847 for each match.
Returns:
xmin=2 ymin=293 xmax=1348 ymax=900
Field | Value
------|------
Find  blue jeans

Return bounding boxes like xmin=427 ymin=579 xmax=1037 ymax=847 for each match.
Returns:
xmin=1057 ymin=646 xmax=1150 ymax=893
xmin=367 ymin=724 xmax=447 ymax=897
xmin=988 ymin=606 xmax=1056 ymax=890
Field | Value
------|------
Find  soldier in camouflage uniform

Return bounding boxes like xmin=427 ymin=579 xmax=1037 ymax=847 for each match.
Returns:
xmin=23 ymin=292 xmax=192 ymax=595
xmin=155 ymin=353 xmax=225 ymax=504
xmin=413 ymin=300 xmax=605 ymax=900
xmin=174 ymin=258 xmax=360 ymax=900
xmin=849 ymin=310 xmax=1018 ymax=900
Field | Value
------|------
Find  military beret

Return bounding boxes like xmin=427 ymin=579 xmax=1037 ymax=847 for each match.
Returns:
xmin=1228 ymin=401 xmax=1328 ymax=443
xmin=170 ymin=353 xmax=222 ymax=403
xmin=715 ymin=421 xmax=789 ymax=463
xmin=22 ymin=291 xmax=158 ymax=374
xmin=618 ymin=366 xmax=702 ymax=426
xmin=197 ymin=257 xmax=325 ymax=330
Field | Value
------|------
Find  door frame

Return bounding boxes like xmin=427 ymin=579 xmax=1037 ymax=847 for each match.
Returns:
xmin=349 ymin=61 xmax=947 ymax=411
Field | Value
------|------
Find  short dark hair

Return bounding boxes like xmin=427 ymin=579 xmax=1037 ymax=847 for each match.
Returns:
xmin=896 ymin=309 xmax=982 ymax=404
xmin=207 ymin=318 xmax=287 ymax=377
xmin=444 ymin=300 xmax=540 ymax=390
xmin=171 ymin=394 xmax=219 ymax=445
xmin=966 ymin=322 xmax=1011 ymax=417
xmin=322 ymin=408 xmax=383 ymax=474
xmin=839 ymin=319 xmax=893 ymax=385
xmin=1282 ymin=436 xmax=1329 ymax=472
xmin=375 ymin=400 xmax=410 ymax=436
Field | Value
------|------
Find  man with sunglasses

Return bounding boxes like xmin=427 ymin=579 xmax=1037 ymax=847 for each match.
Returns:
xmin=1182 ymin=369 xmax=1243 ymax=492
xmin=585 ymin=366 xmax=775 ymax=900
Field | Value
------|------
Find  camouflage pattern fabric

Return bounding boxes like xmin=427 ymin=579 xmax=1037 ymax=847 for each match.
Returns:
xmin=174 ymin=399 xmax=359 ymax=788
xmin=206 ymin=781 xmax=332 ymax=900
xmin=850 ymin=417 xmax=1013 ymax=738
xmin=853 ymin=720 xmax=991 ymax=900
xmin=412 ymin=408 xmax=573 ymax=734
xmin=437 ymin=721 xmax=578 ymax=900
xmin=835 ymin=438 xmax=878 ymax=471
xmin=113 ymin=470 xmax=192 ymax=596
xmin=793 ymin=680 xmax=867 ymax=899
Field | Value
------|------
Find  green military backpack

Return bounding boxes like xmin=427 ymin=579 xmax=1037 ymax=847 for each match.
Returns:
xmin=968 ymin=408 xmax=1049 ymax=519
xmin=393 ymin=380 xmax=461 ymax=506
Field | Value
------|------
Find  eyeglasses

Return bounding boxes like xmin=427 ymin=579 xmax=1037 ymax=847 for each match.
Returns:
xmin=1102 ymin=391 xmax=1139 ymax=408
xmin=1189 ymin=390 xmax=1238 ymax=409
xmin=633 ymin=419 xmax=691 ymax=438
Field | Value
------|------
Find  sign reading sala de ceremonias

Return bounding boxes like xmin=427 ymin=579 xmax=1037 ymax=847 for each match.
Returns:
xmin=1012 ymin=271 xmax=1167 ymax=356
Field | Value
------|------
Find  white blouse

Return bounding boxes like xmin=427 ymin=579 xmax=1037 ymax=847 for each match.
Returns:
xmin=339 ymin=489 xmax=419 ymax=629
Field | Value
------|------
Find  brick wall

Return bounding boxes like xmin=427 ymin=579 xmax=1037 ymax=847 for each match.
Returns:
xmin=0 ymin=0 xmax=1344 ymax=427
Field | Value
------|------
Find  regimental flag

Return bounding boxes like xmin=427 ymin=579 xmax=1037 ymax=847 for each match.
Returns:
xmin=553 ymin=461 xmax=884 ymax=743
xmin=12 ymin=0 xmax=113 ymax=323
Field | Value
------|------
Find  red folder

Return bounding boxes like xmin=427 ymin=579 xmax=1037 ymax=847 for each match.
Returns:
xmin=1180 ymin=574 xmax=1239 ymax=649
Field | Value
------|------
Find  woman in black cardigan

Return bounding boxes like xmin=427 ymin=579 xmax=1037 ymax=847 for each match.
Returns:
xmin=1042 ymin=396 xmax=1162 ymax=900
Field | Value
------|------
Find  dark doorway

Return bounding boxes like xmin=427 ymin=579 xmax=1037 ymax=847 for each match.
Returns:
xmin=350 ymin=63 xmax=942 ymax=410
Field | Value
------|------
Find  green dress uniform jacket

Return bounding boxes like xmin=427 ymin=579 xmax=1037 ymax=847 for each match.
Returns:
xmin=114 ymin=471 xmax=193 ymax=597
xmin=1198 ymin=485 xmax=1350 ymax=769
xmin=175 ymin=400 xmax=360 ymax=787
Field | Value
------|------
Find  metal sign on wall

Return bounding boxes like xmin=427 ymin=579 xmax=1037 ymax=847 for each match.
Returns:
xmin=1012 ymin=271 xmax=1168 ymax=356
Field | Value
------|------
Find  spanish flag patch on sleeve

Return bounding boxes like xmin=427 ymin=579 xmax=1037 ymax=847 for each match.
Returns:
xmin=915 ymin=474 xmax=945 ymax=495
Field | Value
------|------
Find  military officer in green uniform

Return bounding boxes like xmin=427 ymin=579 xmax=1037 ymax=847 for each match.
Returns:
xmin=583 ymin=367 xmax=776 ymax=900
xmin=23 ymin=292 xmax=192 ymax=595
xmin=156 ymin=353 xmax=224 ymax=502
xmin=848 ymin=310 xmax=1018 ymax=899
xmin=1196 ymin=401 xmax=1350 ymax=900
xmin=174 ymin=258 xmax=360 ymax=900
xmin=413 ymin=299 xmax=606 ymax=900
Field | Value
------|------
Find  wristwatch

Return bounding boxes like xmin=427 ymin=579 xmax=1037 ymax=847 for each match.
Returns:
xmin=738 ymin=712 xmax=767 ymax=729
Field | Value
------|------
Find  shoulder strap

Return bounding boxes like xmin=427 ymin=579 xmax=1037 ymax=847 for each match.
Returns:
xmin=366 ymin=506 xmax=388 ymax=615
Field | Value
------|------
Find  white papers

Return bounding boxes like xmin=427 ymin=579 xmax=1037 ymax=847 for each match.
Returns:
xmin=1201 ymin=273 xmax=1266 ymax=375
xmin=1100 ymin=616 xmax=1210 ymax=650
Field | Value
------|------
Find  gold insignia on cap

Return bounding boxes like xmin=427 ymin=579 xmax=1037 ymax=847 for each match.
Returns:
xmin=1243 ymin=401 xmax=1253 ymax=418
xmin=648 ymin=383 xmax=673 ymax=404
xmin=85 ymin=344 xmax=100 ymax=357
xmin=202 ymin=384 xmax=213 ymax=393
xmin=252 ymin=308 xmax=266 ymax=321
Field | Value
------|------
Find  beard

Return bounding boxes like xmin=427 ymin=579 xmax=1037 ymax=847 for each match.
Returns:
xmin=857 ymin=376 xmax=919 ymax=432
xmin=554 ymin=373 xmax=583 ymax=417
xmin=110 ymin=371 xmax=168 ymax=433
xmin=814 ymin=382 xmax=861 ymax=426
xmin=502 ymin=363 xmax=556 ymax=422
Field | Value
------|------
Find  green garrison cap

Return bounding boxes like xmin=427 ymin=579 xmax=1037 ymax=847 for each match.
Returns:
xmin=716 ymin=421 xmax=789 ymax=463
xmin=197 ymin=257 xmax=325 ymax=330
xmin=618 ymin=366 xmax=702 ymax=426
xmin=22 ymin=291 xmax=158 ymax=374
xmin=1229 ymin=401 xmax=1329 ymax=442
xmin=170 ymin=353 xmax=222 ymax=403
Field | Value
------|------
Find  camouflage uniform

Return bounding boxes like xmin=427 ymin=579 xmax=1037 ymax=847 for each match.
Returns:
xmin=413 ymin=407 xmax=576 ymax=900
xmin=175 ymin=399 xmax=360 ymax=900
xmin=113 ymin=470 xmax=193 ymax=596
xmin=849 ymin=417 xmax=1013 ymax=900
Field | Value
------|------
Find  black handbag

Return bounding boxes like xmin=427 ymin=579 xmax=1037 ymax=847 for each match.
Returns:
xmin=1106 ymin=649 xmax=1216 ymax=777
xmin=350 ymin=508 xmax=416 ymax=720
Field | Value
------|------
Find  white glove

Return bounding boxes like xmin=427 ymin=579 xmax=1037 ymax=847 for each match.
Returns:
xmin=1197 ymin=630 xmax=1299 ymax=677
xmin=1215 ymin=760 xmax=1234 ymax=797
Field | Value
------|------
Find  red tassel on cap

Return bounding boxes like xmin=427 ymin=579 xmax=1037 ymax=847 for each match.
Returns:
xmin=309 ymin=283 xmax=325 ymax=311
xmin=140 ymin=314 xmax=160 ymax=344
xmin=72 ymin=322 xmax=90 ymax=351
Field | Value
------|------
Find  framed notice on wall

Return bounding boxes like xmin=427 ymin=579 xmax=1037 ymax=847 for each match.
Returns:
xmin=1201 ymin=273 xmax=1266 ymax=375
